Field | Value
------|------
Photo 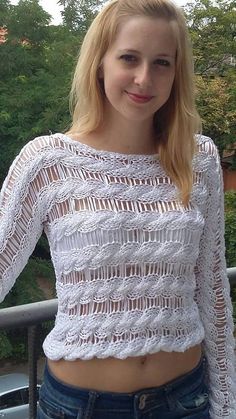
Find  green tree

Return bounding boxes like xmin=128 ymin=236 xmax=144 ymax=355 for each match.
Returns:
xmin=58 ymin=0 xmax=105 ymax=33
xmin=0 ymin=0 xmax=51 ymax=179
xmin=184 ymin=0 xmax=236 ymax=155
xmin=0 ymin=1 xmax=76 ymax=180
xmin=224 ymin=191 xmax=236 ymax=268
xmin=0 ymin=0 xmax=12 ymax=26
xmin=195 ymin=75 xmax=236 ymax=157
xmin=185 ymin=0 xmax=236 ymax=76
xmin=7 ymin=0 xmax=51 ymax=45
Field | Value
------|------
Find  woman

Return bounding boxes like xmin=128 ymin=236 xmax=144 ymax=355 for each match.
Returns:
xmin=0 ymin=0 xmax=235 ymax=418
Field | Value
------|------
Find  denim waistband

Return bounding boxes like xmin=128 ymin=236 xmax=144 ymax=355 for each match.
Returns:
xmin=44 ymin=355 xmax=206 ymax=403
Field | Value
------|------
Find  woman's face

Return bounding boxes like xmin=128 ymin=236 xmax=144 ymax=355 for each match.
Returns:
xmin=99 ymin=16 xmax=176 ymax=125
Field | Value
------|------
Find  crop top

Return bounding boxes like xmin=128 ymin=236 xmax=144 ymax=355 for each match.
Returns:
xmin=0 ymin=133 xmax=235 ymax=417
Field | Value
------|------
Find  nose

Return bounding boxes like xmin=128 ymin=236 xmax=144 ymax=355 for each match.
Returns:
xmin=134 ymin=63 xmax=152 ymax=88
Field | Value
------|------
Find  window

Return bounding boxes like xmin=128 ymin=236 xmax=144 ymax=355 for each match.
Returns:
xmin=0 ymin=390 xmax=23 ymax=409
xmin=21 ymin=388 xmax=29 ymax=405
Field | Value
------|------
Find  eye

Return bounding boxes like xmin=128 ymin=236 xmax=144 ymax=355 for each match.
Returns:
xmin=119 ymin=54 xmax=137 ymax=63
xmin=154 ymin=59 xmax=171 ymax=67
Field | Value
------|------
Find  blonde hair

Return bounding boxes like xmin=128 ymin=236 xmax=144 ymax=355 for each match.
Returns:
xmin=68 ymin=0 xmax=201 ymax=204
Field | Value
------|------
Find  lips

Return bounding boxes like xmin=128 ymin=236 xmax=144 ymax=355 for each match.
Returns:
xmin=125 ymin=91 xmax=153 ymax=103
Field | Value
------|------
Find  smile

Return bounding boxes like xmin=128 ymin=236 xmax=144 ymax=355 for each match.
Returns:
xmin=125 ymin=91 xmax=153 ymax=104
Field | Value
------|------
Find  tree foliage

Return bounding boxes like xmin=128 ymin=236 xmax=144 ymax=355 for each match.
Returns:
xmin=224 ymin=191 xmax=236 ymax=268
xmin=225 ymin=190 xmax=236 ymax=324
xmin=183 ymin=0 xmax=236 ymax=156
xmin=185 ymin=0 xmax=236 ymax=76
xmin=0 ymin=0 xmax=77 ymax=179
xmin=58 ymin=0 xmax=105 ymax=33
xmin=195 ymin=75 xmax=236 ymax=156
xmin=6 ymin=0 xmax=51 ymax=45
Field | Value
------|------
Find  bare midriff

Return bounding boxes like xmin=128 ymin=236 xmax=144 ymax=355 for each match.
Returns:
xmin=47 ymin=344 xmax=202 ymax=392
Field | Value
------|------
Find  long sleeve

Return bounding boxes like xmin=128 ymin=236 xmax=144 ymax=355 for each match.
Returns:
xmin=0 ymin=139 xmax=49 ymax=302
xmin=194 ymin=139 xmax=236 ymax=418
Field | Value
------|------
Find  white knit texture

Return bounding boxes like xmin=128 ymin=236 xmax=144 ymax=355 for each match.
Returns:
xmin=0 ymin=133 xmax=235 ymax=417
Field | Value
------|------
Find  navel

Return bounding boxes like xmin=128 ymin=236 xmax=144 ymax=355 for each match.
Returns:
xmin=140 ymin=356 xmax=147 ymax=365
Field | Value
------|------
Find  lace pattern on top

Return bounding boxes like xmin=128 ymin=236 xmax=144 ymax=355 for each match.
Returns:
xmin=0 ymin=133 xmax=235 ymax=417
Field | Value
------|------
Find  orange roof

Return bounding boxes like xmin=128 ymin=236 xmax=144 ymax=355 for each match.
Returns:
xmin=0 ymin=27 xmax=31 ymax=46
xmin=0 ymin=27 xmax=8 ymax=44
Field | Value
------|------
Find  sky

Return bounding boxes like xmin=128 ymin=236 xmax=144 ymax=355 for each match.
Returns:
xmin=10 ymin=0 xmax=189 ymax=25
xmin=10 ymin=0 xmax=64 ymax=24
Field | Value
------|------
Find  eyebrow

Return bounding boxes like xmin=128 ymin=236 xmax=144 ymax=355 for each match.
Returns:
xmin=117 ymin=49 xmax=175 ymax=58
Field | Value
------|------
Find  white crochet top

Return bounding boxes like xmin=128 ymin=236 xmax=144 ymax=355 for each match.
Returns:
xmin=0 ymin=133 xmax=235 ymax=417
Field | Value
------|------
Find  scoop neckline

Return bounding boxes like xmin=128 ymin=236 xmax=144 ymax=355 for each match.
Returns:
xmin=59 ymin=133 xmax=160 ymax=160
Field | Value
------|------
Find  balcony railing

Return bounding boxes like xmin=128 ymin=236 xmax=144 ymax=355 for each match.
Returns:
xmin=0 ymin=267 xmax=236 ymax=419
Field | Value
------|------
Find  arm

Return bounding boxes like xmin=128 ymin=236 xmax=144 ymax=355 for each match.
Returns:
xmin=194 ymin=138 xmax=236 ymax=418
xmin=0 ymin=138 xmax=49 ymax=302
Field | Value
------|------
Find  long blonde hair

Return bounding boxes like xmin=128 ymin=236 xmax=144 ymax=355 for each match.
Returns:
xmin=67 ymin=0 xmax=201 ymax=204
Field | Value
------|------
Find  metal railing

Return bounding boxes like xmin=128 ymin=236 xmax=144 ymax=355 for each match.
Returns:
xmin=0 ymin=267 xmax=236 ymax=419
xmin=0 ymin=300 xmax=58 ymax=419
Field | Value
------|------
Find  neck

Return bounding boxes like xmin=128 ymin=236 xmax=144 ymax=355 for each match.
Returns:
xmin=93 ymin=108 xmax=158 ymax=155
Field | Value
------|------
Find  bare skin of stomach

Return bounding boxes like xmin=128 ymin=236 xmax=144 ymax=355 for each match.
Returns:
xmin=47 ymin=344 xmax=202 ymax=393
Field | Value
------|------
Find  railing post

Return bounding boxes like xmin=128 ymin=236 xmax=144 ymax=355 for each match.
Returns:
xmin=28 ymin=325 xmax=39 ymax=419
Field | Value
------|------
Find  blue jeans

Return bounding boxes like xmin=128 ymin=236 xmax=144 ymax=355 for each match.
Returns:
xmin=37 ymin=356 xmax=209 ymax=418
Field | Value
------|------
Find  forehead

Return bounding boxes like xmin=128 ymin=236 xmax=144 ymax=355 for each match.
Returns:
xmin=109 ymin=16 xmax=176 ymax=56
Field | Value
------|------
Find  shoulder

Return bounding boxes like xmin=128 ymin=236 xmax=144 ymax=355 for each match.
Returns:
xmin=17 ymin=133 xmax=69 ymax=158
xmin=195 ymin=134 xmax=219 ymax=158
xmin=1 ymin=134 xmax=71 ymax=193
xmin=194 ymin=135 xmax=223 ymax=194
xmin=194 ymin=134 xmax=221 ymax=174
xmin=10 ymin=133 xmax=72 ymax=170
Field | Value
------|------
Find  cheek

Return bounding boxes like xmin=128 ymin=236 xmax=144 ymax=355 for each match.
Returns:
xmin=158 ymin=72 xmax=175 ymax=93
xmin=104 ymin=71 xmax=131 ymax=94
